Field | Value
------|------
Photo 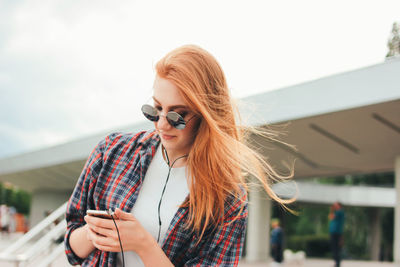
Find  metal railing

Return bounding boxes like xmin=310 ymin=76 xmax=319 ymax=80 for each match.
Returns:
xmin=0 ymin=202 xmax=68 ymax=267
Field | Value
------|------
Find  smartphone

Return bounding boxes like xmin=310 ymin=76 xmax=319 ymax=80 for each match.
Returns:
xmin=87 ymin=209 xmax=114 ymax=219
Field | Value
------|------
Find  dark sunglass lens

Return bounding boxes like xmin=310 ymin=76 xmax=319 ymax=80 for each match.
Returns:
xmin=141 ymin=104 xmax=159 ymax=122
xmin=167 ymin=112 xmax=186 ymax=129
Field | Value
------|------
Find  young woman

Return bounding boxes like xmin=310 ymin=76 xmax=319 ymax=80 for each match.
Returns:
xmin=64 ymin=45 xmax=292 ymax=266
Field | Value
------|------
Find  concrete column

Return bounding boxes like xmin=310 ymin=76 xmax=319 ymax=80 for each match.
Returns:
xmin=246 ymin=188 xmax=271 ymax=262
xmin=369 ymin=207 xmax=381 ymax=261
xmin=394 ymin=156 xmax=400 ymax=264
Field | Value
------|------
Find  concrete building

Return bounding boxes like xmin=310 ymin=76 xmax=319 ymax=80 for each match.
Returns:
xmin=0 ymin=57 xmax=399 ymax=262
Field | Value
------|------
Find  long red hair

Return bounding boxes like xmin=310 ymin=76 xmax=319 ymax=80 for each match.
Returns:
xmin=155 ymin=45 xmax=293 ymax=239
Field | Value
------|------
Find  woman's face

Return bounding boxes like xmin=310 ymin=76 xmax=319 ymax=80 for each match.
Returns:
xmin=152 ymin=75 xmax=199 ymax=158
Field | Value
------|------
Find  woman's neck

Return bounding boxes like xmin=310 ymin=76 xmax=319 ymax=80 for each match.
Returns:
xmin=161 ymin=146 xmax=188 ymax=168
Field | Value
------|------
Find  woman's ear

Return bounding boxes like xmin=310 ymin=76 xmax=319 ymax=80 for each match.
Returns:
xmin=194 ymin=117 xmax=202 ymax=132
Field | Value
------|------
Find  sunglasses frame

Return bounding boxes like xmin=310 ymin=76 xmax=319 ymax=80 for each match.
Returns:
xmin=141 ymin=104 xmax=195 ymax=130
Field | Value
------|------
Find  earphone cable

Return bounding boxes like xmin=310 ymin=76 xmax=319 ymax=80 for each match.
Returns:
xmin=110 ymin=147 xmax=188 ymax=267
xmin=157 ymin=149 xmax=188 ymax=243
xmin=110 ymin=214 xmax=125 ymax=267
xmin=157 ymin=166 xmax=172 ymax=243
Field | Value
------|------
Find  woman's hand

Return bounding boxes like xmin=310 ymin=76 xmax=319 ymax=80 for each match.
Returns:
xmin=84 ymin=208 xmax=156 ymax=254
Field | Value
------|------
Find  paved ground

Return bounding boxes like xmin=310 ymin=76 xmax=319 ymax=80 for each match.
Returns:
xmin=0 ymin=257 xmax=396 ymax=267
xmin=239 ymin=259 xmax=397 ymax=267
xmin=1 ymin=235 xmax=397 ymax=267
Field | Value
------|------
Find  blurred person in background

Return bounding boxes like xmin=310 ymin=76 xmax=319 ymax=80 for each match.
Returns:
xmin=329 ymin=202 xmax=345 ymax=267
xmin=8 ymin=206 xmax=16 ymax=233
xmin=0 ymin=204 xmax=10 ymax=236
xmin=270 ymin=218 xmax=284 ymax=266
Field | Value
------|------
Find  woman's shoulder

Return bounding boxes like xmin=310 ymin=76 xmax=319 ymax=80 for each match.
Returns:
xmin=223 ymin=188 xmax=248 ymax=221
xmin=89 ymin=130 xmax=159 ymax=161
xmin=100 ymin=130 xmax=159 ymax=150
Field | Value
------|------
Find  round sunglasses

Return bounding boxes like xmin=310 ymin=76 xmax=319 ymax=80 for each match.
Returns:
xmin=141 ymin=104 xmax=195 ymax=129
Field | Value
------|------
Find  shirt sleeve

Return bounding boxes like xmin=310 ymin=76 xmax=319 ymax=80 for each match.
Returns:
xmin=185 ymin=198 xmax=248 ymax=267
xmin=64 ymin=136 xmax=107 ymax=265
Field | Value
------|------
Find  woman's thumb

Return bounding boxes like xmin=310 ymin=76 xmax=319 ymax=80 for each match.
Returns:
xmin=114 ymin=208 xmax=134 ymax=221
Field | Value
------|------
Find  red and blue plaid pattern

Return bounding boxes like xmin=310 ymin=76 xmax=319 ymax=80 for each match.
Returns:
xmin=65 ymin=130 xmax=248 ymax=266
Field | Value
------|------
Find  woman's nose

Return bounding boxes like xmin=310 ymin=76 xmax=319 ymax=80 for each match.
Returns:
xmin=156 ymin=114 xmax=172 ymax=131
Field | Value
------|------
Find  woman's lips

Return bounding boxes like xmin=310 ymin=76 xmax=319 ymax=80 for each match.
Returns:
xmin=161 ymin=134 xmax=175 ymax=140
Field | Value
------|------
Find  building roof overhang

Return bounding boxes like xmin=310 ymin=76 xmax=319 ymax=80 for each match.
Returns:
xmin=1 ymin=58 xmax=399 ymax=192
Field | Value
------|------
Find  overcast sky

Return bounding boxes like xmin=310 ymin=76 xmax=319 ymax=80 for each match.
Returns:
xmin=0 ymin=0 xmax=399 ymax=158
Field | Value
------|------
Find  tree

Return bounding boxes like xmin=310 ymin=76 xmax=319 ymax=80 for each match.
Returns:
xmin=13 ymin=190 xmax=31 ymax=215
xmin=0 ymin=182 xmax=31 ymax=215
xmin=386 ymin=22 xmax=400 ymax=58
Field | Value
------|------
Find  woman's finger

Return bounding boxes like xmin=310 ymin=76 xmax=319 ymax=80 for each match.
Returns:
xmin=93 ymin=243 xmax=120 ymax=252
xmin=88 ymin=223 xmax=116 ymax=238
xmin=91 ymin=232 xmax=121 ymax=249
xmin=85 ymin=215 xmax=115 ymax=229
xmin=114 ymin=208 xmax=135 ymax=221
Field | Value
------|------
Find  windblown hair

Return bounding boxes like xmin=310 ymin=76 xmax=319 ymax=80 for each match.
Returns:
xmin=155 ymin=45 xmax=294 ymax=239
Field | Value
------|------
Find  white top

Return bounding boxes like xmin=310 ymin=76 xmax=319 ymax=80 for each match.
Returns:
xmin=117 ymin=145 xmax=189 ymax=266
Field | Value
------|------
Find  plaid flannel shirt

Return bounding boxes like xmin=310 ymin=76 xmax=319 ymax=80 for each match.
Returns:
xmin=65 ymin=130 xmax=248 ymax=266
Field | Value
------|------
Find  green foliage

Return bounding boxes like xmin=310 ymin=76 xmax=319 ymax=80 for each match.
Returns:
xmin=287 ymin=235 xmax=330 ymax=257
xmin=274 ymin=202 xmax=386 ymax=259
xmin=0 ymin=183 xmax=31 ymax=215
xmin=295 ymin=205 xmax=329 ymax=236
xmin=3 ymin=186 xmax=15 ymax=206
xmin=316 ymin=172 xmax=394 ymax=187
xmin=342 ymin=206 xmax=369 ymax=259
xmin=381 ymin=208 xmax=394 ymax=261
xmin=313 ymin=173 xmax=394 ymax=260
xmin=276 ymin=203 xmax=332 ymax=258
xmin=13 ymin=190 xmax=31 ymax=215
